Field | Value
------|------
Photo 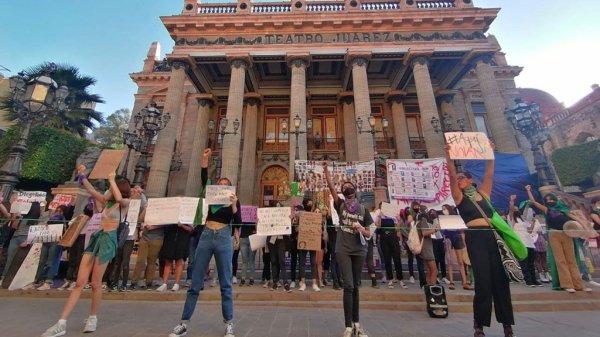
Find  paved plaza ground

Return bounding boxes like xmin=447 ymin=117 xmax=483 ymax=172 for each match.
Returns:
xmin=1 ymin=297 xmax=598 ymax=337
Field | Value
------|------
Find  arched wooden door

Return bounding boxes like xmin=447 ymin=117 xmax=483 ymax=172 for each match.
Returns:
xmin=260 ymin=165 xmax=288 ymax=207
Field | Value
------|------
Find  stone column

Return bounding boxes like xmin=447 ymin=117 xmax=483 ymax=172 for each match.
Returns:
xmin=385 ymin=91 xmax=412 ymax=159
xmin=472 ymin=55 xmax=519 ymax=152
xmin=411 ymin=56 xmax=445 ymax=158
xmin=288 ymin=57 xmax=309 ymax=174
xmin=239 ymin=95 xmax=261 ymax=204
xmin=347 ymin=54 xmax=374 ymax=161
xmin=221 ymin=58 xmax=248 ymax=184
xmin=185 ymin=95 xmax=213 ymax=196
xmin=452 ymin=90 xmax=472 ymax=131
xmin=146 ymin=60 xmax=188 ymax=197
xmin=438 ymin=94 xmax=456 ymax=119
xmin=339 ymin=93 xmax=359 ymax=161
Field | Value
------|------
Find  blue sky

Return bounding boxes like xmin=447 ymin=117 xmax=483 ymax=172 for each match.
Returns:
xmin=1 ymin=0 xmax=598 ymax=118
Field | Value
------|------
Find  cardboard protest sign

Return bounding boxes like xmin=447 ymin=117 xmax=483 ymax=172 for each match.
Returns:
xmin=84 ymin=214 xmax=102 ymax=248
xmin=88 ymin=149 xmax=126 ymax=179
xmin=48 ymin=194 xmax=75 ymax=210
xmin=444 ymin=132 xmax=494 ymax=160
xmin=59 ymin=214 xmax=89 ymax=248
xmin=241 ymin=205 xmax=258 ymax=223
xmin=126 ymin=199 xmax=141 ymax=239
xmin=145 ymin=197 xmax=201 ymax=225
xmin=10 ymin=191 xmax=47 ymax=214
xmin=438 ymin=215 xmax=467 ymax=230
xmin=256 ymin=207 xmax=291 ymax=236
xmin=297 ymin=211 xmax=322 ymax=251
xmin=27 ymin=224 xmax=63 ymax=243
xmin=9 ymin=243 xmax=42 ymax=291
xmin=380 ymin=202 xmax=402 ymax=218
xmin=249 ymin=234 xmax=267 ymax=251
xmin=205 ymin=185 xmax=236 ymax=206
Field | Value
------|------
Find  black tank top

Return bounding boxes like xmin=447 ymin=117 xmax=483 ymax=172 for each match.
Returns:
xmin=456 ymin=196 xmax=494 ymax=224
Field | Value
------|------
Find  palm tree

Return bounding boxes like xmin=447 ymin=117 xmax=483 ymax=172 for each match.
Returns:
xmin=3 ymin=62 xmax=105 ymax=137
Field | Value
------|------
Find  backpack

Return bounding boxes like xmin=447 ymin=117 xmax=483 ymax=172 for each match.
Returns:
xmin=407 ymin=219 xmax=424 ymax=255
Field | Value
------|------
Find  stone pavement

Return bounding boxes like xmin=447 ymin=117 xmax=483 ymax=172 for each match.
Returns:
xmin=1 ymin=297 xmax=598 ymax=337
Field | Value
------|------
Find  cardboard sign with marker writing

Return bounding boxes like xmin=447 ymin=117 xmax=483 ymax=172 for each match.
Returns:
xmin=27 ymin=224 xmax=63 ymax=243
xmin=88 ymin=149 xmax=126 ymax=179
xmin=256 ymin=207 xmax=291 ymax=236
xmin=444 ymin=132 xmax=494 ymax=160
xmin=48 ymin=194 xmax=74 ymax=210
xmin=10 ymin=191 xmax=47 ymax=214
xmin=205 ymin=185 xmax=236 ymax=206
xmin=297 ymin=211 xmax=322 ymax=251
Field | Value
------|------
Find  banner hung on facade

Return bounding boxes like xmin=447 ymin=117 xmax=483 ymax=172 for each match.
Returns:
xmin=386 ymin=158 xmax=454 ymax=209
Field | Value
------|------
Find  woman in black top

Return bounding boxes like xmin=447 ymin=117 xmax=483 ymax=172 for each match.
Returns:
xmin=323 ymin=162 xmax=372 ymax=337
xmin=446 ymin=142 xmax=515 ymax=337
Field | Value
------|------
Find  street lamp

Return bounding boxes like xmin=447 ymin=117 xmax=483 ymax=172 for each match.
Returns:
xmin=131 ymin=103 xmax=171 ymax=186
xmin=281 ymin=114 xmax=312 ymax=160
xmin=208 ymin=117 xmax=240 ymax=178
xmin=0 ymin=63 xmax=70 ymax=199
xmin=431 ymin=112 xmax=466 ymax=170
xmin=504 ymin=98 xmax=556 ymax=186
xmin=356 ymin=115 xmax=388 ymax=158
xmin=121 ymin=131 xmax=143 ymax=177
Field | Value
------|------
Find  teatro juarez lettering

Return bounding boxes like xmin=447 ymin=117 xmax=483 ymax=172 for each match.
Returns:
xmin=175 ymin=31 xmax=486 ymax=46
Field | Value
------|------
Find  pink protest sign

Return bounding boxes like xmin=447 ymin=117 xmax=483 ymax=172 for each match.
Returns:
xmin=241 ymin=205 xmax=258 ymax=223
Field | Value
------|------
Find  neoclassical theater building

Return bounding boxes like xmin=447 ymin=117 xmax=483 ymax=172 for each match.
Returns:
xmin=129 ymin=0 xmax=523 ymax=205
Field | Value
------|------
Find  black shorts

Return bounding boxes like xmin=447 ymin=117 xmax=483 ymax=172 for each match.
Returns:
xmin=450 ymin=236 xmax=465 ymax=250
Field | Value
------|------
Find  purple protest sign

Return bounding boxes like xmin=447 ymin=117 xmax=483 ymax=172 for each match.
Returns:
xmin=241 ymin=205 xmax=258 ymax=223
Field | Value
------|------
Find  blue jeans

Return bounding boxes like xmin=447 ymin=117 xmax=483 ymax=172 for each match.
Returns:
xmin=2 ymin=235 xmax=27 ymax=278
xmin=186 ymin=234 xmax=200 ymax=281
xmin=239 ymin=238 xmax=256 ymax=280
xmin=36 ymin=242 xmax=61 ymax=282
xmin=182 ymin=226 xmax=233 ymax=322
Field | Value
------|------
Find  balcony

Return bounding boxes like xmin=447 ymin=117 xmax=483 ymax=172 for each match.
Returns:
xmin=409 ymin=136 xmax=428 ymax=158
xmin=257 ymin=138 xmax=289 ymax=152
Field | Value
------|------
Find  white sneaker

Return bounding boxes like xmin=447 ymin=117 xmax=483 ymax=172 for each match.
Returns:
xmin=41 ymin=321 xmax=66 ymax=337
xmin=169 ymin=323 xmax=188 ymax=337
xmin=157 ymin=283 xmax=168 ymax=292
xmin=409 ymin=276 xmax=415 ymax=284
xmin=83 ymin=283 xmax=91 ymax=290
xmin=68 ymin=282 xmax=77 ymax=291
xmin=583 ymin=287 xmax=593 ymax=292
xmin=57 ymin=281 xmax=71 ymax=291
xmin=343 ymin=327 xmax=353 ymax=337
xmin=539 ymin=272 xmax=549 ymax=283
xmin=37 ymin=282 xmax=52 ymax=291
xmin=83 ymin=316 xmax=97 ymax=333
xmin=224 ymin=322 xmax=235 ymax=337
xmin=312 ymin=284 xmax=321 ymax=292
xmin=298 ymin=282 xmax=306 ymax=292
xmin=210 ymin=279 xmax=217 ymax=287
xmin=353 ymin=322 xmax=368 ymax=337
xmin=232 ymin=276 xmax=238 ymax=284
xmin=289 ymin=281 xmax=296 ymax=289
xmin=171 ymin=283 xmax=180 ymax=292
xmin=442 ymin=277 xmax=451 ymax=285
xmin=565 ymin=288 xmax=576 ymax=293
xmin=387 ymin=281 xmax=394 ymax=289
xmin=399 ymin=281 xmax=408 ymax=289
xmin=546 ymin=272 xmax=552 ymax=282
xmin=589 ymin=281 xmax=600 ymax=287
xmin=22 ymin=283 xmax=36 ymax=290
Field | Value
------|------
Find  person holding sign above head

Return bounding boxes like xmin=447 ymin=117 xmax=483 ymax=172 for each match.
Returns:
xmin=41 ymin=167 xmax=131 ymax=337
xmin=445 ymin=142 xmax=516 ymax=337
xmin=322 ymin=161 xmax=373 ymax=337
xmin=168 ymin=148 xmax=240 ymax=337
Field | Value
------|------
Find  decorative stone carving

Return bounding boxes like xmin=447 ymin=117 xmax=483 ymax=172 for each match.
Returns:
xmin=197 ymin=98 xmax=214 ymax=107
xmin=339 ymin=95 xmax=354 ymax=105
xmin=171 ymin=60 xmax=189 ymax=70
xmin=72 ymin=147 xmax=102 ymax=179
xmin=245 ymin=97 xmax=261 ymax=106
xmin=290 ymin=58 xmax=309 ymax=68
xmin=349 ymin=57 xmax=369 ymax=67
xmin=153 ymin=58 xmax=171 ymax=72
xmin=437 ymin=94 xmax=455 ymax=104
xmin=470 ymin=54 xmax=493 ymax=66
xmin=230 ymin=59 xmax=249 ymax=69
xmin=410 ymin=55 xmax=430 ymax=68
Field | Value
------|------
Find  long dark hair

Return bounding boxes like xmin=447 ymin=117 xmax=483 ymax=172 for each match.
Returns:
xmin=25 ymin=202 xmax=42 ymax=224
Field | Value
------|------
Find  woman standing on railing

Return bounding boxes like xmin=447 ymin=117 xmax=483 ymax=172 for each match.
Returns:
xmin=445 ymin=143 xmax=516 ymax=337
xmin=323 ymin=161 xmax=372 ymax=337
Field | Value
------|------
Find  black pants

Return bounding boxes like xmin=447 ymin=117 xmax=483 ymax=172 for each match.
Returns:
xmin=232 ymin=248 xmax=239 ymax=277
xmin=298 ymin=250 xmax=316 ymax=279
xmin=337 ymin=252 xmax=366 ymax=328
xmin=66 ymin=234 xmax=85 ymax=282
xmin=110 ymin=240 xmax=135 ymax=287
xmin=261 ymin=249 xmax=271 ymax=281
xmin=365 ymin=240 xmax=376 ymax=275
xmin=328 ymin=239 xmax=340 ymax=285
xmin=380 ymin=233 xmax=403 ymax=280
xmin=289 ymin=241 xmax=298 ymax=281
xmin=520 ymin=247 xmax=538 ymax=285
xmin=416 ymin=256 xmax=426 ymax=287
xmin=268 ymin=239 xmax=287 ymax=284
xmin=432 ymin=238 xmax=447 ymax=278
xmin=403 ymin=239 xmax=415 ymax=277
xmin=465 ymin=230 xmax=514 ymax=327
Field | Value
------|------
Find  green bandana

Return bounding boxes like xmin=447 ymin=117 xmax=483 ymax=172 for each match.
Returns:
xmin=518 ymin=200 xmax=531 ymax=211
xmin=463 ymin=186 xmax=477 ymax=199
xmin=210 ymin=205 xmax=224 ymax=214
xmin=544 ymin=193 xmax=571 ymax=214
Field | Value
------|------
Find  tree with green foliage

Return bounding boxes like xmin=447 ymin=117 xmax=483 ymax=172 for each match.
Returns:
xmin=551 ymin=139 xmax=600 ymax=188
xmin=92 ymin=108 xmax=130 ymax=148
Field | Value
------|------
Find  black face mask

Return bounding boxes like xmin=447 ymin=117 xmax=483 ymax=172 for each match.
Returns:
xmin=342 ymin=188 xmax=355 ymax=197
xmin=304 ymin=205 xmax=312 ymax=212
xmin=546 ymin=201 xmax=556 ymax=207
xmin=413 ymin=207 xmax=420 ymax=213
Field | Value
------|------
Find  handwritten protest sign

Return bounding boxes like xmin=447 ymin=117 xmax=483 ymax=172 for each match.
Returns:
xmin=9 ymin=243 xmax=42 ymax=291
xmin=27 ymin=224 xmax=63 ymax=243
xmin=84 ymin=214 xmax=102 ymax=248
xmin=59 ymin=214 xmax=89 ymax=248
xmin=297 ymin=211 xmax=322 ymax=251
xmin=256 ymin=207 xmax=291 ymax=236
xmin=249 ymin=234 xmax=267 ymax=251
xmin=380 ymin=202 xmax=402 ymax=218
xmin=205 ymin=185 xmax=236 ymax=206
xmin=48 ymin=194 xmax=74 ymax=210
xmin=88 ymin=149 xmax=126 ymax=179
xmin=241 ymin=205 xmax=258 ymax=223
xmin=179 ymin=197 xmax=201 ymax=225
xmin=444 ymin=132 xmax=494 ymax=160
xmin=10 ymin=191 xmax=47 ymax=214
xmin=438 ymin=215 xmax=467 ymax=230
xmin=126 ymin=199 xmax=141 ymax=239
xmin=145 ymin=197 xmax=201 ymax=225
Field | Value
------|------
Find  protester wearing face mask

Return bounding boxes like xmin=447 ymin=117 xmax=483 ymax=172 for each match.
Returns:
xmin=323 ymin=162 xmax=372 ymax=337
xmin=525 ymin=185 xmax=592 ymax=293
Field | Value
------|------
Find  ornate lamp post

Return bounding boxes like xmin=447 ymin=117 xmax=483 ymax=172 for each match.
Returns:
xmin=121 ymin=130 xmax=143 ymax=177
xmin=431 ymin=112 xmax=466 ymax=169
xmin=208 ymin=117 xmax=240 ymax=179
xmin=281 ymin=114 xmax=312 ymax=160
xmin=356 ymin=115 xmax=388 ymax=158
xmin=504 ymin=98 xmax=556 ymax=186
xmin=131 ymin=103 xmax=170 ymax=186
xmin=0 ymin=63 xmax=70 ymax=199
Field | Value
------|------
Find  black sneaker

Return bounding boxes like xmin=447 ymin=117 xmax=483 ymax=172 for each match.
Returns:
xmin=240 ymin=278 xmax=246 ymax=286
xmin=248 ymin=279 xmax=255 ymax=286
xmin=128 ymin=284 xmax=136 ymax=291
xmin=284 ymin=282 xmax=292 ymax=292
xmin=169 ymin=323 xmax=188 ymax=337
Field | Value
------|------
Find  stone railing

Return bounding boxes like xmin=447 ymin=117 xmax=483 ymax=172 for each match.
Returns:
xmin=361 ymin=2 xmax=400 ymax=11
xmin=198 ymin=5 xmax=237 ymax=14
xmin=416 ymin=0 xmax=456 ymax=9
xmin=251 ymin=4 xmax=292 ymax=13
xmin=306 ymin=3 xmax=345 ymax=12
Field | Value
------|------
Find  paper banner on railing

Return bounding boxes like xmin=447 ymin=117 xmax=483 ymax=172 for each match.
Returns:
xmin=205 ymin=185 xmax=236 ymax=206
xmin=256 ymin=207 xmax=291 ymax=236
xmin=10 ymin=191 xmax=47 ymax=214
xmin=386 ymin=158 xmax=454 ymax=210
xmin=27 ymin=224 xmax=63 ymax=243
xmin=294 ymin=160 xmax=375 ymax=193
xmin=444 ymin=132 xmax=494 ymax=160
xmin=48 ymin=194 xmax=75 ymax=210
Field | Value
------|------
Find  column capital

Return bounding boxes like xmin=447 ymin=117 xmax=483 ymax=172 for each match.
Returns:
xmin=404 ymin=49 xmax=434 ymax=67
xmin=436 ymin=90 xmax=458 ymax=104
xmin=408 ymin=55 xmax=431 ymax=69
xmin=385 ymin=90 xmax=407 ymax=104
xmin=286 ymin=53 xmax=310 ymax=69
xmin=192 ymin=94 xmax=215 ymax=107
xmin=337 ymin=91 xmax=354 ymax=105
xmin=469 ymin=53 xmax=494 ymax=67
xmin=169 ymin=59 xmax=190 ymax=71
xmin=226 ymin=54 xmax=252 ymax=69
xmin=244 ymin=92 xmax=263 ymax=106
xmin=345 ymin=52 xmax=372 ymax=67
